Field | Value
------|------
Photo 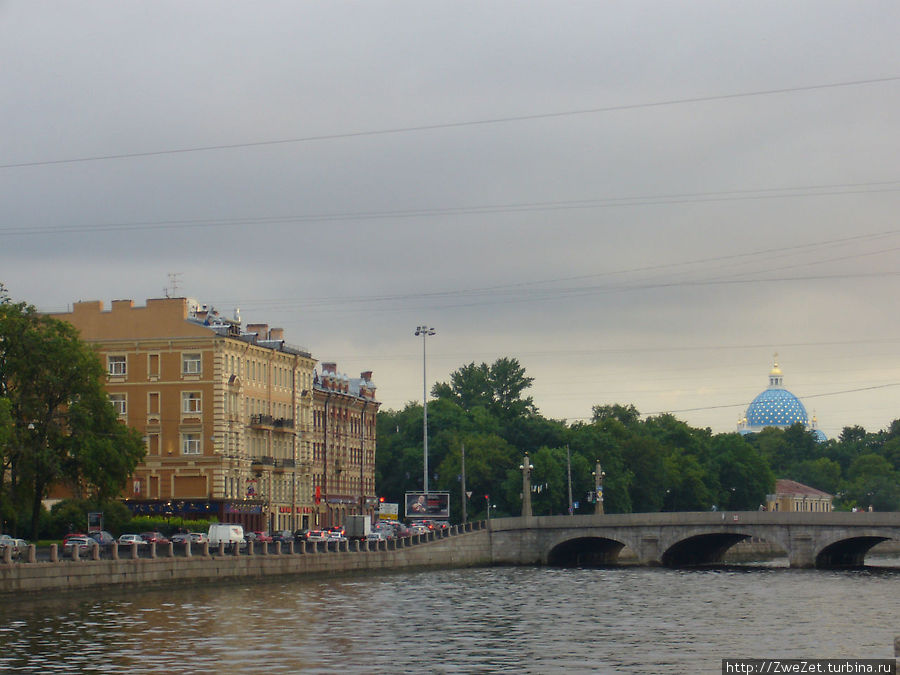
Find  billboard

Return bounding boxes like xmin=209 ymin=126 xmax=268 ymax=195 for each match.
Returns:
xmin=405 ymin=492 xmax=450 ymax=520
xmin=377 ymin=502 xmax=399 ymax=521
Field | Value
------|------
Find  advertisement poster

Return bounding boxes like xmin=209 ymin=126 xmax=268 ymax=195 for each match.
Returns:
xmin=377 ymin=502 xmax=399 ymax=521
xmin=405 ymin=492 xmax=450 ymax=519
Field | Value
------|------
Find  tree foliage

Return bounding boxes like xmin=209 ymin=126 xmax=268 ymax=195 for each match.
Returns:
xmin=376 ymin=353 xmax=900 ymax=520
xmin=0 ymin=291 xmax=146 ymax=538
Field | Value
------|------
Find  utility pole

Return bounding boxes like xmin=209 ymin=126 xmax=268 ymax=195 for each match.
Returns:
xmin=566 ymin=444 xmax=573 ymax=516
xmin=461 ymin=443 xmax=468 ymax=524
xmin=593 ymin=460 xmax=606 ymax=515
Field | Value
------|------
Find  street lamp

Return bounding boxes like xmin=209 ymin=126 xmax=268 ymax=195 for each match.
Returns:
xmin=519 ymin=453 xmax=534 ymax=518
xmin=414 ymin=326 xmax=436 ymax=495
xmin=592 ymin=461 xmax=606 ymax=515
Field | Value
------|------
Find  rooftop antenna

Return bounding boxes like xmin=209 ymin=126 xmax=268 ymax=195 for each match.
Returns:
xmin=166 ymin=272 xmax=183 ymax=298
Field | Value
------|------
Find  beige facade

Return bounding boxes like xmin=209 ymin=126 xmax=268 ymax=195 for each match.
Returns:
xmin=310 ymin=363 xmax=380 ymax=528
xmin=51 ymin=297 xmax=328 ymax=532
xmin=766 ymin=479 xmax=833 ymax=513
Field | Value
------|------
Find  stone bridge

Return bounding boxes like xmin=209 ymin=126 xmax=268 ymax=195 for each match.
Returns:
xmin=486 ymin=511 xmax=900 ymax=568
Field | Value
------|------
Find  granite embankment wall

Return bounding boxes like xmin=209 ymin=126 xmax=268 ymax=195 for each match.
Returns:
xmin=0 ymin=526 xmax=492 ymax=597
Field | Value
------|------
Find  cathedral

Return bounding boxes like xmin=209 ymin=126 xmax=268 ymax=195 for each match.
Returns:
xmin=737 ymin=356 xmax=826 ymax=441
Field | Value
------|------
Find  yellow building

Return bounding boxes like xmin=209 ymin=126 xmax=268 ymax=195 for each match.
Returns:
xmin=766 ymin=479 xmax=833 ymax=513
xmin=51 ymin=297 xmax=327 ymax=533
xmin=310 ymin=363 xmax=380 ymax=528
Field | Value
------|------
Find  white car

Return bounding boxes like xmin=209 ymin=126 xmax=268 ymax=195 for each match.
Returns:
xmin=327 ymin=531 xmax=348 ymax=543
xmin=118 ymin=534 xmax=146 ymax=546
xmin=0 ymin=538 xmax=28 ymax=558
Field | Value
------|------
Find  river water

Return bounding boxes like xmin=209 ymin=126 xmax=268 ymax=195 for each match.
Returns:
xmin=0 ymin=556 xmax=897 ymax=674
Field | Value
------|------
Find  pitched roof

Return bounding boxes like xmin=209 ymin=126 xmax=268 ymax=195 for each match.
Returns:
xmin=774 ymin=479 xmax=832 ymax=498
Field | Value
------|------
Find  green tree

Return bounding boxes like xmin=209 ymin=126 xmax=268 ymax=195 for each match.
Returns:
xmin=592 ymin=403 xmax=640 ymax=427
xmin=844 ymin=454 xmax=900 ymax=511
xmin=708 ymin=434 xmax=774 ymax=510
xmin=0 ymin=296 xmax=146 ymax=538
xmin=791 ymin=457 xmax=842 ymax=495
xmin=433 ymin=357 xmax=535 ymax=421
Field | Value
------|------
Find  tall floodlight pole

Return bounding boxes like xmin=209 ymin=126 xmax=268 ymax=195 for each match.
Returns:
xmin=593 ymin=461 xmax=606 ymax=515
xmin=415 ymin=326 xmax=436 ymax=494
xmin=520 ymin=452 xmax=534 ymax=518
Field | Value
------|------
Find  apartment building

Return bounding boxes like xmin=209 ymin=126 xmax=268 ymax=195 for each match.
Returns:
xmin=51 ymin=297 xmax=340 ymax=532
xmin=310 ymin=362 xmax=380 ymax=528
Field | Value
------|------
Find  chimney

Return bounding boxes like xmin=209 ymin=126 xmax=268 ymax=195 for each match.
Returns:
xmin=269 ymin=328 xmax=284 ymax=340
xmin=247 ymin=323 xmax=269 ymax=338
xmin=360 ymin=371 xmax=373 ymax=382
xmin=322 ymin=362 xmax=337 ymax=374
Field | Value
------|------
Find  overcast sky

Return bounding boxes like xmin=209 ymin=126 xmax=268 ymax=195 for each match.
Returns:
xmin=3 ymin=2 xmax=900 ymax=439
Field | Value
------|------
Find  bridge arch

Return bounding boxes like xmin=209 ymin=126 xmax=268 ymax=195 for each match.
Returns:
xmin=660 ymin=533 xmax=752 ymax=567
xmin=813 ymin=531 xmax=898 ymax=568
xmin=657 ymin=527 xmax=790 ymax=567
xmin=546 ymin=535 xmax=631 ymax=567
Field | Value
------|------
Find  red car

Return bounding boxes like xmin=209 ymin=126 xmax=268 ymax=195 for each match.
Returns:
xmin=63 ymin=533 xmax=90 ymax=547
xmin=140 ymin=531 xmax=170 ymax=545
xmin=246 ymin=531 xmax=273 ymax=543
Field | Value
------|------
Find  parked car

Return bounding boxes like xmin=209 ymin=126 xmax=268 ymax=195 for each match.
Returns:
xmin=170 ymin=533 xmax=191 ymax=545
xmin=89 ymin=531 xmax=116 ymax=546
xmin=0 ymin=538 xmax=28 ymax=558
xmin=327 ymin=531 xmax=348 ymax=543
xmin=63 ymin=533 xmax=90 ymax=547
xmin=272 ymin=530 xmax=294 ymax=544
xmin=118 ymin=534 xmax=146 ymax=546
xmin=245 ymin=531 xmax=273 ymax=543
xmin=63 ymin=536 xmax=93 ymax=554
xmin=189 ymin=532 xmax=208 ymax=544
xmin=140 ymin=532 xmax=170 ymax=545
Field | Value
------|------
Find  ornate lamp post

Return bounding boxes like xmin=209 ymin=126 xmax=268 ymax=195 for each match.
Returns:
xmin=519 ymin=453 xmax=534 ymax=517
xmin=592 ymin=461 xmax=606 ymax=515
xmin=414 ymin=326 xmax=436 ymax=495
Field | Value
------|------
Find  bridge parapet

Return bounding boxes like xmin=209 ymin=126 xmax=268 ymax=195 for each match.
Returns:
xmin=487 ymin=512 xmax=900 ymax=568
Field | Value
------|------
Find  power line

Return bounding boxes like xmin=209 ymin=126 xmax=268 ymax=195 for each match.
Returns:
xmin=3 ymin=75 xmax=899 ymax=170
xmin=559 ymin=382 xmax=900 ymax=422
xmin=4 ymin=179 xmax=899 ymax=238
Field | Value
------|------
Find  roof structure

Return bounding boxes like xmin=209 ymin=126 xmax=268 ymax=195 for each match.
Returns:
xmin=738 ymin=356 xmax=826 ymax=441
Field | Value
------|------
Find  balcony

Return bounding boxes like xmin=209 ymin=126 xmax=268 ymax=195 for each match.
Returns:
xmin=273 ymin=458 xmax=296 ymax=473
xmin=250 ymin=456 xmax=276 ymax=470
xmin=272 ymin=418 xmax=294 ymax=432
xmin=249 ymin=414 xmax=275 ymax=429
xmin=249 ymin=415 xmax=294 ymax=432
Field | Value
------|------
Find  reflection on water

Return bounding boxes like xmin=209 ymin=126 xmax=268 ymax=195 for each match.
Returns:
xmin=0 ymin=560 xmax=897 ymax=674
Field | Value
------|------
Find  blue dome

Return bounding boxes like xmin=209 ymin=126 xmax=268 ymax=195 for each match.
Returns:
xmin=745 ymin=387 xmax=808 ymax=428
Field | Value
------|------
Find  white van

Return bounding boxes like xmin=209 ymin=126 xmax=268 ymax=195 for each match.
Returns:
xmin=207 ymin=523 xmax=244 ymax=548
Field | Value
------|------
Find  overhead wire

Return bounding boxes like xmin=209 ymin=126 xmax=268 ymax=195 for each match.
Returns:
xmin=2 ymin=75 xmax=899 ymax=170
xmin=3 ymin=180 xmax=900 ymax=238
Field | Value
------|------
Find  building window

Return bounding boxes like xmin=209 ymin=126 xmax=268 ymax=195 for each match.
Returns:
xmin=182 ymin=433 xmax=201 ymax=455
xmin=182 ymin=391 xmax=202 ymax=414
xmin=109 ymin=393 xmax=126 ymax=416
xmin=147 ymin=353 xmax=160 ymax=379
xmin=108 ymin=355 xmax=127 ymax=377
xmin=182 ymin=353 xmax=202 ymax=375
xmin=146 ymin=433 xmax=160 ymax=456
xmin=148 ymin=392 xmax=160 ymax=415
